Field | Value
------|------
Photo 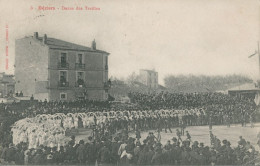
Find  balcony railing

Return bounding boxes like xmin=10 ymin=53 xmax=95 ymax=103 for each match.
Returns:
xmin=58 ymin=81 xmax=69 ymax=87
xmin=58 ymin=62 xmax=69 ymax=69
xmin=75 ymin=63 xmax=85 ymax=69
xmin=75 ymin=81 xmax=85 ymax=88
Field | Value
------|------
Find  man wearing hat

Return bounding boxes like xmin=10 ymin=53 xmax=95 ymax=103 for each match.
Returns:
xmin=176 ymin=129 xmax=182 ymax=142
xmin=135 ymin=129 xmax=141 ymax=141
xmin=172 ymin=137 xmax=178 ymax=147
xmin=68 ymin=135 xmax=75 ymax=147
xmin=76 ymin=140 xmax=85 ymax=164
xmin=133 ymin=141 xmax=141 ymax=164
xmin=146 ymin=132 xmax=155 ymax=145
xmin=111 ymin=137 xmax=120 ymax=164
xmin=5 ymin=143 xmax=16 ymax=163
xmin=85 ymin=136 xmax=96 ymax=164
xmin=192 ymin=141 xmax=199 ymax=153
xmin=186 ymin=131 xmax=191 ymax=142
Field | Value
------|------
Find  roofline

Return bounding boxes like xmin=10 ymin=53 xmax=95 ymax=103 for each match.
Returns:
xmin=16 ymin=35 xmax=110 ymax=55
xmin=49 ymin=47 xmax=110 ymax=55
xmin=140 ymin=69 xmax=158 ymax=73
xmin=228 ymin=89 xmax=260 ymax=92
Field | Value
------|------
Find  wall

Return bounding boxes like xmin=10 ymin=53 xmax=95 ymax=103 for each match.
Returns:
xmin=15 ymin=37 xmax=49 ymax=97
xmin=48 ymin=49 xmax=108 ymax=101
xmin=139 ymin=70 xmax=158 ymax=89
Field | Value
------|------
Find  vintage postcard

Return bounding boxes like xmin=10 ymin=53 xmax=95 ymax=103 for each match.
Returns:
xmin=0 ymin=0 xmax=259 ymax=165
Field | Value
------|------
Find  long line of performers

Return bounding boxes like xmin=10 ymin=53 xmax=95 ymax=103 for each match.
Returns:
xmin=11 ymin=109 xmax=207 ymax=150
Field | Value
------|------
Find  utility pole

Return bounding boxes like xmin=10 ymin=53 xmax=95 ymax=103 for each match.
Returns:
xmin=248 ymin=42 xmax=260 ymax=84
xmin=258 ymin=42 xmax=260 ymax=79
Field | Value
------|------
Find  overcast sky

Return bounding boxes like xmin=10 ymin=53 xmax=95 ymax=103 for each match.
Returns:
xmin=0 ymin=0 xmax=259 ymax=84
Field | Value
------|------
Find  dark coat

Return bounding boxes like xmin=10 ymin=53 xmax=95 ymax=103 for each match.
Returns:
xmin=5 ymin=147 xmax=16 ymax=162
xmin=76 ymin=144 xmax=85 ymax=161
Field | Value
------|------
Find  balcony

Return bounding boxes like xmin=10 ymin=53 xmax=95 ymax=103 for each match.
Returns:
xmin=75 ymin=80 xmax=85 ymax=88
xmin=58 ymin=62 xmax=69 ymax=69
xmin=75 ymin=63 xmax=85 ymax=70
xmin=58 ymin=81 xmax=69 ymax=87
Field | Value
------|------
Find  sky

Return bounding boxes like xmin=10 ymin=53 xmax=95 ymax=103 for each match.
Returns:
xmin=0 ymin=0 xmax=259 ymax=85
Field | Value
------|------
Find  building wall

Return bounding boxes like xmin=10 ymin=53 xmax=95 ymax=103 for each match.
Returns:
xmin=15 ymin=37 xmax=49 ymax=97
xmin=0 ymin=73 xmax=15 ymax=97
xmin=49 ymin=89 xmax=76 ymax=101
xmin=16 ymin=35 xmax=109 ymax=101
xmin=48 ymin=49 xmax=108 ymax=101
xmin=87 ymin=89 xmax=106 ymax=101
xmin=139 ymin=70 xmax=158 ymax=89
xmin=34 ymin=92 xmax=49 ymax=101
xmin=48 ymin=89 xmax=106 ymax=101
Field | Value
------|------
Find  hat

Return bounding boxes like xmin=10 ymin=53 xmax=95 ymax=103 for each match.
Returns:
xmin=172 ymin=137 xmax=177 ymax=142
xmin=222 ymin=139 xmax=227 ymax=145
xmin=79 ymin=140 xmax=84 ymax=144
xmin=88 ymin=136 xmax=93 ymax=141
xmin=193 ymin=141 xmax=198 ymax=145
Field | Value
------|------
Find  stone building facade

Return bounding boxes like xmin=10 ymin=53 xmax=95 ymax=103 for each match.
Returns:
xmin=0 ymin=72 xmax=15 ymax=98
xmin=15 ymin=32 xmax=110 ymax=101
xmin=139 ymin=69 xmax=158 ymax=90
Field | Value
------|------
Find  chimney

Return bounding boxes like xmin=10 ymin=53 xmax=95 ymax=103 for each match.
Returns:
xmin=91 ymin=39 xmax=96 ymax=50
xmin=43 ymin=34 xmax=47 ymax=44
xmin=33 ymin=32 xmax=38 ymax=39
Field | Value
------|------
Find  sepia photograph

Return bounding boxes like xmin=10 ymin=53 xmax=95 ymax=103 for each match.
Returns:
xmin=0 ymin=0 xmax=260 ymax=165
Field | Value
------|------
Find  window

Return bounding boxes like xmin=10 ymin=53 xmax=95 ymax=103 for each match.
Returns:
xmin=77 ymin=71 xmax=84 ymax=80
xmin=58 ymin=52 xmax=69 ymax=69
xmin=60 ymin=93 xmax=67 ymax=100
xmin=75 ymin=53 xmax=85 ymax=69
xmin=76 ymin=71 xmax=84 ymax=86
xmin=59 ymin=71 xmax=67 ymax=82
xmin=77 ymin=54 xmax=83 ymax=64
xmin=60 ymin=53 xmax=67 ymax=63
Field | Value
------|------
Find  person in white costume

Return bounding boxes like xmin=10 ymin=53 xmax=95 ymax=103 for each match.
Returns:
xmin=74 ymin=115 xmax=79 ymax=129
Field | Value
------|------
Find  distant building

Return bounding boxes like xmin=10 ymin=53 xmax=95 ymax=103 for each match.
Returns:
xmin=0 ymin=72 xmax=15 ymax=98
xmin=227 ymin=83 xmax=260 ymax=99
xmin=139 ymin=69 xmax=158 ymax=90
xmin=15 ymin=32 xmax=110 ymax=101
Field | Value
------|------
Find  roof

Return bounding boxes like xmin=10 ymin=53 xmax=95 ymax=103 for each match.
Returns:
xmin=28 ymin=36 xmax=109 ymax=54
xmin=0 ymin=74 xmax=15 ymax=84
xmin=227 ymin=83 xmax=260 ymax=91
xmin=140 ymin=69 xmax=158 ymax=73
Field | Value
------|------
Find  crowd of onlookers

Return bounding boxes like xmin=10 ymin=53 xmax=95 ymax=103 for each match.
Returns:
xmin=128 ymin=92 xmax=256 ymax=110
xmin=129 ymin=92 xmax=257 ymax=125
xmin=0 ymin=92 xmax=259 ymax=165
xmin=0 ymin=129 xmax=258 ymax=165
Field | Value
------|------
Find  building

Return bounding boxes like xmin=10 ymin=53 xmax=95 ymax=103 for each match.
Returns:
xmin=0 ymin=72 xmax=15 ymax=98
xmin=139 ymin=69 xmax=158 ymax=90
xmin=227 ymin=83 xmax=260 ymax=99
xmin=15 ymin=32 xmax=110 ymax=101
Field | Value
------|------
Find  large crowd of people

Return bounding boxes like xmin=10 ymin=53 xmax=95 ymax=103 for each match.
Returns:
xmin=129 ymin=92 xmax=257 ymax=126
xmin=0 ymin=129 xmax=258 ymax=165
xmin=0 ymin=91 xmax=259 ymax=165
